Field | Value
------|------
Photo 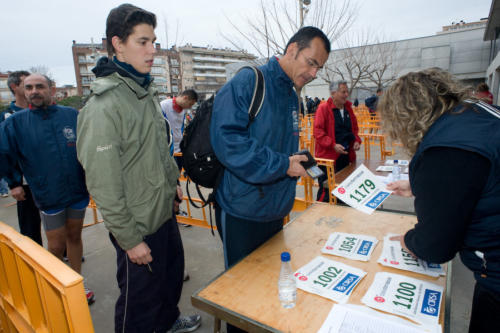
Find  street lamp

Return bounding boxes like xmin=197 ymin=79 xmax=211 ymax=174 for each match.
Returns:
xmin=299 ymin=0 xmax=311 ymax=28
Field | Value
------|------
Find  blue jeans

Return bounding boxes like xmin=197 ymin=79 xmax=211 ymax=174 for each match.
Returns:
xmin=0 ymin=178 xmax=8 ymax=195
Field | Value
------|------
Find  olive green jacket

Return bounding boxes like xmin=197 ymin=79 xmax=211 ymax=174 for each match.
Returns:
xmin=77 ymin=72 xmax=179 ymax=250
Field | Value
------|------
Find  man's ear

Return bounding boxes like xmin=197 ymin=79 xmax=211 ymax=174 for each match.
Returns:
xmin=9 ymin=83 xmax=17 ymax=93
xmin=285 ymin=42 xmax=298 ymax=58
xmin=50 ymin=86 xmax=56 ymax=97
xmin=111 ymin=36 xmax=122 ymax=55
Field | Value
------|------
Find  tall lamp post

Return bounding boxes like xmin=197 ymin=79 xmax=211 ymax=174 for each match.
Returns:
xmin=298 ymin=0 xmax=311 ymax=112
xmin=299 ymin=0 xmax=311 ymax=28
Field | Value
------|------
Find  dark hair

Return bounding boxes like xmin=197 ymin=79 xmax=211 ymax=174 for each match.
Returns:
xmin=180 ymin=89 xmax=198 ymax=102
xmin=106 ymin=3 xmax=157 ymax=56
xmin=477 ymin=82 xmax=489 ymax=93
xmin=376 ymin=88 xmax=383 ymax=93
xmin=7 ymin=70 xmax=30 ymax=94
xmin=285 ymin=26 xmax=331 ymax=55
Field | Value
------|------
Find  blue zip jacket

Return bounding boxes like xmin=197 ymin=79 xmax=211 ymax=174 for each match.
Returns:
xmin=210 ymin=57 xmax=300 ymax=221
xmin=0 ymin=104 xmax=88 ymax=211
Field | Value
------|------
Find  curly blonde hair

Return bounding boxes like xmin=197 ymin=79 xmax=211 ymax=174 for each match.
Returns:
xmin=378 ymin=68 xmax=473 ymax=155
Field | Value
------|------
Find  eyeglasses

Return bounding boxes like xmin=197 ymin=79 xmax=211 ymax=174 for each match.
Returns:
xmin=300 ymin=53 xmax=323 ymax=70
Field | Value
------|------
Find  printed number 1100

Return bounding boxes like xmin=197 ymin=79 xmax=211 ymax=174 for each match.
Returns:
xmin=349 ymin=179 xmax=376 ymax=203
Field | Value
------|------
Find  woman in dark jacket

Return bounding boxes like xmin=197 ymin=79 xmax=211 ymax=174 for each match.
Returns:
xmin=380 ymin=68 xmax=500 ymax=333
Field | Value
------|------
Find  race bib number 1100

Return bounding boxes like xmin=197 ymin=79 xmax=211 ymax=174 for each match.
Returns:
xmin=332 ymin=164 xmax=392 ymax=214
xmin=362 ymin=272 xmax=443 ymax=327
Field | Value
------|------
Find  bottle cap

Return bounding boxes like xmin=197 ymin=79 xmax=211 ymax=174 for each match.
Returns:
xmin=281 ymin=252 xmax=291 ymax=262
xmin=394 ymin=160 xmax=398 ymax=163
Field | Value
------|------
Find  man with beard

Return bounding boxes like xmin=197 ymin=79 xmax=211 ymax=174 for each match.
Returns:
xmin=0 ymin=71 xmax=43 ymax=246
xmin=0 ymin=73 xmax=94 ymax=304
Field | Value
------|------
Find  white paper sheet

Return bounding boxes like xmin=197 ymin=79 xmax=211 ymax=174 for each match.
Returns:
xmin=322 ymin=232 xmax=379 ymax=262
xmin=378 ymin=234 xmax=445 ymax=277
xmin=294 ymin=256 xmax=366 ymax=304
xmin=317 ymin=304 xmax=442 ymax=333
xmin=332 ymin=164 xmax=392 ymax=214
xmin=362 ymin=272 xmax=443 ymax=326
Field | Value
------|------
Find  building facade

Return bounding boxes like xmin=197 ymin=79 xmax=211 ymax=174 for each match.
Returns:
xmin=72 ymin=39 xmax=255 ymax=100
xmin=0 ymin=73 xmax=12 ymax=105
xmin=178 ymin=44 xmax=255 ymax=99
xmin=72 ymin=39 xmax=171 ymax=98
xmin=484 ymin=0 xmax=500 ymax=104
xmin=303 ymin=20 xmax=491 ymax=101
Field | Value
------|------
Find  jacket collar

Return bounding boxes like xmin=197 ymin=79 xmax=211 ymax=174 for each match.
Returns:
xmin=268 ymin=56 xmax=294 ymax=89
xmin=9 ymin=101 xmax=24 ymax=112
xmin=29 ymin=103 xmax=58 ymax=114
xmin=327 ymin=97 xmax=352 ymax=110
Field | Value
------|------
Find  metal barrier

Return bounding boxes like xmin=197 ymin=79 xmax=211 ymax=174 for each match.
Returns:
xmin=0 ymin=222 xmax=94 ymax=333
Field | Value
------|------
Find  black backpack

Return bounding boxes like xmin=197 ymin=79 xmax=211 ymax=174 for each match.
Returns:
xmin=180 ymin=66 xmax=265 ymax=209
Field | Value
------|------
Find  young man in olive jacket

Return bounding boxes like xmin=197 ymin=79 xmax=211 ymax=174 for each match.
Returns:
xmin=76 ymin=4 xmax=200 ymax=333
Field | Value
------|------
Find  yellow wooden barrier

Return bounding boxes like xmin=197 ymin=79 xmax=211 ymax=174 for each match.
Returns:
xmin=0 ymin=222 xmax=94 ymax=333
xmin=83 ymin=197 xmax=103 ymax=229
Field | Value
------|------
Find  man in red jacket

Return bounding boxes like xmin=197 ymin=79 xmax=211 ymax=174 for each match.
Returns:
xmin=313 ymin=81 xmax=361 ymax=201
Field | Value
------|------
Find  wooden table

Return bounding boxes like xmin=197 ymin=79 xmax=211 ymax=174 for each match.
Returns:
xmin=192 ymin=205 xmax=449 ymax=332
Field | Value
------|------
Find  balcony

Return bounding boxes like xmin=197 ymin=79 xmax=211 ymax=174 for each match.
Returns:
xmin=193 ymin=65 xmax=226 ymax=71
xmin=192 ymin=56 xmax=242 ymax=63
xmin=194 ymin=72 xmax=226 ymax=78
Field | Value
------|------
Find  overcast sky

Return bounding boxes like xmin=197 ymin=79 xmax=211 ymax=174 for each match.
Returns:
xmin=1 ymin=0 xmax=492 ymax=86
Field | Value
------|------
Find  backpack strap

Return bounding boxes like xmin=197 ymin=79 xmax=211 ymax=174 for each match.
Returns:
xmin=237 ymin=66 xmax=266 ymax=128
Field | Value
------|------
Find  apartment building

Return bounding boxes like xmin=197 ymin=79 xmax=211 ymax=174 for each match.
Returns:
xmin=72 ymin=39 xmax=171 ymax=98
xmin=72 ymin=39 xmax=256 ymax=99
xmin=0 ymin=73 xmax=12 ymax=105
xmin=178 ymin=44 xmax=256 ymax=99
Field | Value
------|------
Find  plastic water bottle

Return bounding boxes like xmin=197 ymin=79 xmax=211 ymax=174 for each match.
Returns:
xmin=392 ymin=160 xmax=401 ymax=181
xmin=278 ymin=252 xmax=297 ymax=309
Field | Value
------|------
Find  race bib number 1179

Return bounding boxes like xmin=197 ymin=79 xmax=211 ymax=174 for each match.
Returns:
xmin=332 ymin=164 xmax=392 ymax=214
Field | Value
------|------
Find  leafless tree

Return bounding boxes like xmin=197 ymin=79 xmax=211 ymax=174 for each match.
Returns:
xmin=363 ymin=40 xmax=407 ymax=90
xmin=320 ymin=31 xmax=375 ymax=94
xmin=221 ymin=0 xmax=358 ymax=59
xmin=29 ymin=65 xmax=55 ymax=84
xmin=319 ymin=31 xmax=408 ymax=95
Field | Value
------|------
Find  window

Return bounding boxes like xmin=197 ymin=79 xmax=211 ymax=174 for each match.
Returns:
xmin=172 ymin=85 xmax=178 ymax=93
xmin=154 ymin=58 xmax=165 ymax=65
xmin=1 ymin=91 xmax=11 ymax=100
xmin=0 ymin=80 xmax=7 ymax=89
xmin=151 ymin=67 xmax=164 ymax=75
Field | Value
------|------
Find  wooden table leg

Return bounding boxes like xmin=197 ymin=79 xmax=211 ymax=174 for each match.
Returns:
xmin=214 ymin=317 xmax=221 ymax=333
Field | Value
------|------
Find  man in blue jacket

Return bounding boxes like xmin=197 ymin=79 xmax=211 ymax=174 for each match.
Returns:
xmin=0 ymin=73 xmax=94 ymax=304
xmin=0 ymin=70 xmax=43 ymax=246
xmin=211 ymin=26 xmax=330 ymax=269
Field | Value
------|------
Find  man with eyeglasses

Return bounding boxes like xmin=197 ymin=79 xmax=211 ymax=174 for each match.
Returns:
xmin=210 ymin=27 xmax=330 ymax=332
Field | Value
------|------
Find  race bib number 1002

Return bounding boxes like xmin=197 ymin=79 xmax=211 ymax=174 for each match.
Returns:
xmin=332 ymin=164 xmax=392 ymax=214
xmin=294 ymin=256 xmax=366 ymax=304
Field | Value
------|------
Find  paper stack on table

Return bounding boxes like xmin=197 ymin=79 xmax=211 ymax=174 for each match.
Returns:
xmin=362 ymin=272 xmax=444 ymax=327
xmin=376 ymin=165 xmax=409 ymax=173
xmin=378 ymin=234 xmax=445 ymax=277
xmin=321 ymin=232 xmax=379 ymax=262
xmin=385 ymin=160 xmax=409 ymax=166
xmin=317 ymin=304 xmax=442 ymax=333
xmin=294 ymin=256 xmax=366 ymax=304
